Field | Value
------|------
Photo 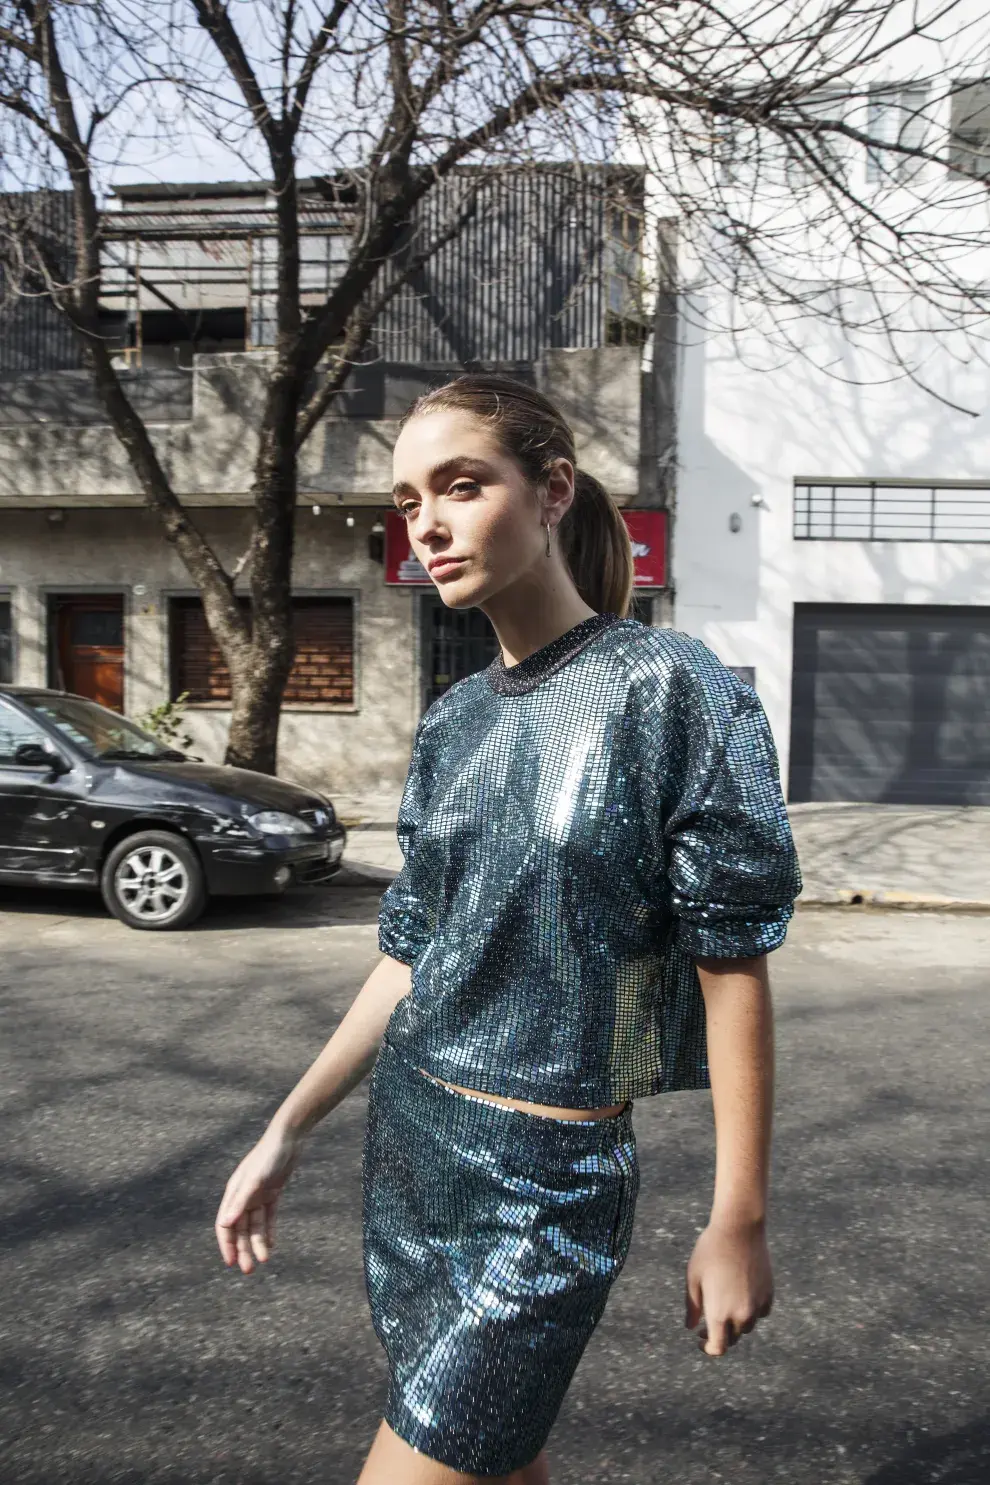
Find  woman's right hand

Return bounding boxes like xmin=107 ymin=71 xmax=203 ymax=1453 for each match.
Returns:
xmin=215 ymin=1126 xmax=302 ymax=1274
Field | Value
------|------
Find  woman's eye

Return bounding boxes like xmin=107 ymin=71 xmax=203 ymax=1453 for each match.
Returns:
xmin=450 ymin=480 xmax=480 ymax=495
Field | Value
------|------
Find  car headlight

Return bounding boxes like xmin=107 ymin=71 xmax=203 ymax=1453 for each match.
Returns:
xmin=247 ymin=810 xmax=314 ymax=836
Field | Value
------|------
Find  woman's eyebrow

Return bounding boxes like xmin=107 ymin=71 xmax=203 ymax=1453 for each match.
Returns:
xmin=391 ymin=457 xmax=492 ymax=498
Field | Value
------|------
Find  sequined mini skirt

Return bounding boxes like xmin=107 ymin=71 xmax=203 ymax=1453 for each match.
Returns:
xmin=362 ymin=1036 xmax=639 ymax=1477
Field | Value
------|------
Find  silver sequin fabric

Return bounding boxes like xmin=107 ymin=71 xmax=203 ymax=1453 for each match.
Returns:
xmin=378 ymin=612 xmax=802 ymax=1104
xmin=362 ymin=1035 xmax=639 ymax=1476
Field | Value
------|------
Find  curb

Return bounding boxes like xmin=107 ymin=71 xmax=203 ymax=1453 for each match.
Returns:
xmin=797 ymin=890 xmax=990 ymax=913
xmin=335 ymin=858 xmax=990 ymax=913
xmin=334 ymin=861 xmax=396 ymax=886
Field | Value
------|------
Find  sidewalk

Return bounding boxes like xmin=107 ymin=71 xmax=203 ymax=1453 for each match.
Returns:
xmin=335 ymin=796 xmax=990 ymax=910
xmin=788 ymin=804 xmax=990 ymax=910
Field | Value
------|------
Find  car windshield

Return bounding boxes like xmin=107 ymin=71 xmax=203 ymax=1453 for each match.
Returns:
xmin=22 ymin=694 xmax=185 ymax=763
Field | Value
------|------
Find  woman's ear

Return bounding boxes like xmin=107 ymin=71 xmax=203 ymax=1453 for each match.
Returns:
xmin=543 ymin=457 xmax=576 ymax=522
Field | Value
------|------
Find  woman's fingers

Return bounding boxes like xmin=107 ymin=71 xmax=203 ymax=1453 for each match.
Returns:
xmin=701 ymin=1311 xmax=768 ymax=1355
xmin=249 ymin=1205 xmax=270 ymax=1263
xmin=216 ymin=1135 xmax=300 ymax=1271
xmin=234 ymin=1212 xmax=256 ymax=1274
xmin=684 ymin=1266 xmax=704 ymax=1330
xmin=217 ymin=1173 xmax=245 ymax=1231
xmin=215 ymin=1210 xmax=239 ymax=1266
xmin=215 ymin=1198 xmax=273 ymax=1271
xmin=702 ymin=1318 xmax=731 ymax=1356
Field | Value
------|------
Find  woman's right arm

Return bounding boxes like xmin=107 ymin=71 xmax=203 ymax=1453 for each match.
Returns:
xmin=214 ymin=953 xmax=412 ymax=1274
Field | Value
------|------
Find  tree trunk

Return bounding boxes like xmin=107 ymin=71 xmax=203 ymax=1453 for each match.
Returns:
xmin=225 ymin=359 xmax=300 ymax=773
xmin=225 ymin=644 xmax=293 ymax=773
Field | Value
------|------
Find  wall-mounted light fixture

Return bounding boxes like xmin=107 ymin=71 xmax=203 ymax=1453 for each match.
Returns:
xmin=368 ymin=514 xmax=386 ymax=565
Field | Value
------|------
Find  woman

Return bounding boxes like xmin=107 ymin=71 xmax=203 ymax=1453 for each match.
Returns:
xmin=215 ymin=374 xmax=802 ymax=1484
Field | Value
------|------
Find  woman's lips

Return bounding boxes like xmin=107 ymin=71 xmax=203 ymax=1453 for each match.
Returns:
xmin=430 ymin=557 xmax=468 ymax=577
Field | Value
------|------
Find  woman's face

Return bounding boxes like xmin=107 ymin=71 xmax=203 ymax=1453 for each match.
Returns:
xmin=391 ymin=408 xmax=572 ymax=609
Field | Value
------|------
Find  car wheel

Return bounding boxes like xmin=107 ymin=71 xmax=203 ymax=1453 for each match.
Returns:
xmin=101 ymin=830 xmax=207 ymax=931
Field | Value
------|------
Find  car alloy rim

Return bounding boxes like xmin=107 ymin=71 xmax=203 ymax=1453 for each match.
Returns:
xmin=115 ymin=846 xmax=189 ymax=922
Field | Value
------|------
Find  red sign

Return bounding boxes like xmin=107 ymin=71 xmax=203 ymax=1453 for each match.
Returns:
xmin=622 ymin=509 xmax=667 ymax=587
xmin=384 ymin=510 xmax=432 ymax=585
xmin=385 ymin=507 xmax=667 ymax=588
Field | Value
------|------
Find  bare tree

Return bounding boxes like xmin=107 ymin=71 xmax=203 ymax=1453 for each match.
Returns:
xmin=1 ymin=1 xmax=988 ymax=770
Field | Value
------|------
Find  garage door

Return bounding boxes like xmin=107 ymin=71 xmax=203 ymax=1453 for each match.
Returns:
xmin=789 ymin=604 xmax=990 ymax=804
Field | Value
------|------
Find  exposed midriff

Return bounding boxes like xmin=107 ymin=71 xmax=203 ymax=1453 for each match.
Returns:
xmin=415 ymin=1067 xmax=628 ymax=1121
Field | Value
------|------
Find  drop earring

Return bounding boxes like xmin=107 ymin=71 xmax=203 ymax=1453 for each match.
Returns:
xmin=545 ymin=521 xmax=551 ymax=557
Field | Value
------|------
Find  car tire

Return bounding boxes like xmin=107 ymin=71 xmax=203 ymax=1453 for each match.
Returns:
xmin=101 ymin=830 xmax=208 ymax=931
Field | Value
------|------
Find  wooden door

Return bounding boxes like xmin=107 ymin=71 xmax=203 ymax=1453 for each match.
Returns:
xmin=53 ymin=596 xmax=125 ymax=711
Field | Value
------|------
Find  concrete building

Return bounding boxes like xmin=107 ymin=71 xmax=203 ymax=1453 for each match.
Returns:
xmin=0 ymin=168 xmax=670 ymax=808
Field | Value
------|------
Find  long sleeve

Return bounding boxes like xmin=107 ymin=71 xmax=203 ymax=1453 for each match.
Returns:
xmin=378 ymin=717 xmax=438 ymax=967
xmin=654 ymin=638 xmax=802 ymax=958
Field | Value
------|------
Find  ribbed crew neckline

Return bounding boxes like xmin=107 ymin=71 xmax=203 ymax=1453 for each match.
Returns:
xmin=485 ymin=611 xmax=623 ymax=695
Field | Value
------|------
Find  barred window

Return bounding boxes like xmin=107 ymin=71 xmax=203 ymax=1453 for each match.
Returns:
xmin=169 ymin=596 xmax=354 ymax=704
xmin=794 ymin=480 xmax=990 ymax=542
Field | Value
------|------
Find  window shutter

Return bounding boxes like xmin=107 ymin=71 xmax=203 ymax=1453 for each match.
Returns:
xmin=170 ymin=596 xmax=354 ymax=705
xmin=284 ymin=598 xmax=354 ymax=704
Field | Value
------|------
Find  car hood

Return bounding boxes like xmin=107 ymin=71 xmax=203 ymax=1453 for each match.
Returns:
xmin=118 ymin=759 xmax=329 ymax=813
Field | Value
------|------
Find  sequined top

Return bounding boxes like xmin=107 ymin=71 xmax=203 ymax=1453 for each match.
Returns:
xmin=378 ymin=611 xmax=802 ymax=1104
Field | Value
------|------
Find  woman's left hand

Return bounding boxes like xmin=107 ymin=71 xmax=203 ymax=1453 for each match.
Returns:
xmin=684 ymin=1218 xmax=774 ymax=1357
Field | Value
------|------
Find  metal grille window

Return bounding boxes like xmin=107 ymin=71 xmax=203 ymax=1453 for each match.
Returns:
xmin=0 ymin=599 xmax=12 ymax=683
xmin=948 ymin=78 xmax=990 ymax=180
xmin=170 ymin=596 xmax=354 ymax=705
xmin=794 ymin=480 xmax=990 ymax=541
xmin=866 ymin=84 xmax=930 ymax=183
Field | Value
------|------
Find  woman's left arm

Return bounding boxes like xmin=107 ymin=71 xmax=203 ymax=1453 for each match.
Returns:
xmin=686 ymin=952 xmax=775 ymax=1357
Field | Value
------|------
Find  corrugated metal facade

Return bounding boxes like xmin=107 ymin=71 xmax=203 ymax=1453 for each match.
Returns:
xmin=0 ymin=191 xmax=83 ymax=375
xmin=373 ymin=167 xmax=637 ymax=363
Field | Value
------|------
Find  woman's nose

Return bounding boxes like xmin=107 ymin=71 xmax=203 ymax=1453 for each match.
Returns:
xmin=412 ymin=506 xmax=448 ymax=544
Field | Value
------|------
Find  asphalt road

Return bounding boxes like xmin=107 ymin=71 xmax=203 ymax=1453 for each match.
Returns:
xmin=1 ymin=883 xmax=988 ymax=1485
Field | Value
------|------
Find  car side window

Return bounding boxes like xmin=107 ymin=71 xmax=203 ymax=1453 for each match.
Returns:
xmin=0 ymin=699 xmax=50 ymax=767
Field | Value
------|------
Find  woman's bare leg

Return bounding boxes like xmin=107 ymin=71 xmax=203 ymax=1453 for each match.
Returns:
xmin=516 ymin=1449 xmax=550 ymax=1484
xmin=357 ymin=1420 xmax=550 ymax=1484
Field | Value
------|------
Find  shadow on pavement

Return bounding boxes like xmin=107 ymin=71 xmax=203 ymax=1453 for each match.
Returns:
xmin=863 ymin=1417 xmax=990 ymax=1483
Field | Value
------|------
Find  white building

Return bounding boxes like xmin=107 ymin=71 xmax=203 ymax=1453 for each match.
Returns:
xmin=665 ymin=12 xmax=990 ymax=805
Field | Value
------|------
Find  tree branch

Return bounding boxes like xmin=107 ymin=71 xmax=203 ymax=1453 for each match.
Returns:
xmin=295 ymin=67 xmax=655 ymax=374
xmin=189 ymin=0 xmax=278 ymax=149
xmin=289 ymin=0 xmax=351 ymax=134
xmin=6 ymin=2 xmax=252 ymax=656
xmin=0 ymin=21 xmax=38 ymax=59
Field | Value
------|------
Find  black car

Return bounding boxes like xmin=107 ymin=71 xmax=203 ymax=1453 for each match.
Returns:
xmin=0 ymin=686 xmax=347 ymax=930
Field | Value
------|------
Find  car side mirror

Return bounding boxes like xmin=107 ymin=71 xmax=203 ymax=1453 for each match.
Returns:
xmin=14 ymin=742 xmax=71 ymax=774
